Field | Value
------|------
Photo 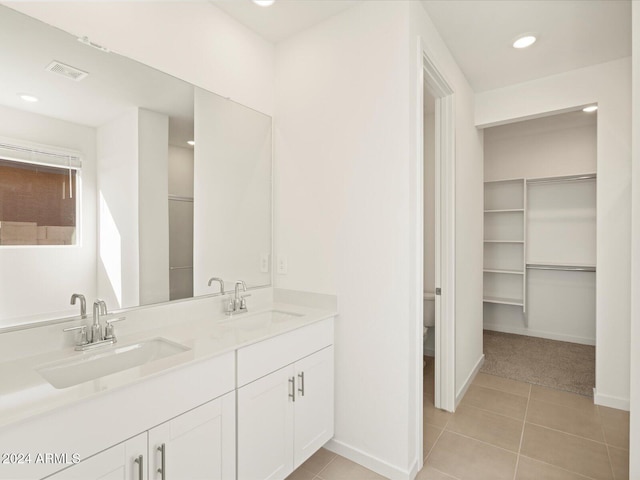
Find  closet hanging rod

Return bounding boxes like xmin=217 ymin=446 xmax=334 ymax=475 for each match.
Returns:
xmin=526 ymin=263 xmax=596 ymax=272
xmin=169 ymin=266 xmax=193 ymax=271
xmin=526 ymin=173 xmax=596 ymax=185
xmin=168 ymin=194 xmax=194 ymax=202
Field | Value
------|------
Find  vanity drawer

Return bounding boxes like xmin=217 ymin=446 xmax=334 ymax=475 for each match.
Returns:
xmin=237 ymin=317 xmax=333 ymax=387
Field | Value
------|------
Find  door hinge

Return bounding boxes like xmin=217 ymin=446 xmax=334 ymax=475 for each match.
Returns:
xmin=435 ymin=288 xmax=441 ymax=295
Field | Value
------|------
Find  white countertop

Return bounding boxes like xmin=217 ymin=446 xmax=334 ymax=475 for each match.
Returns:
xmin=0 ymin=303 xmax=336 ymax=430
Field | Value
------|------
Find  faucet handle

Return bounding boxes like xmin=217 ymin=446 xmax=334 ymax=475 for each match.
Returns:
xmin=225 ymin=296 xmax=235 ymax=315
xmin=104 ymin=316 xmax=125 ymax=340
xmin=63 ymin=325 xmax=88 ymax=346
xmin=239 ymin=294 xmax=251 ymax=311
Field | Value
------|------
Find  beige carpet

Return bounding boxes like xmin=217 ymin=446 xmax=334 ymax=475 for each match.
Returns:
xmin=481 ymin=330 xmax=595 ymax=397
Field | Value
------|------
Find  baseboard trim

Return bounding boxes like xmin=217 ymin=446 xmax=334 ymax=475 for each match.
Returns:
xmin=324 ymin=438 xmax=412 ymax=480
xmin=456 ymin=354 xmax=485 ymax=408
xmin=483 ymin=323 xmax=595 ymax=346
xmin=593 ymin=389 xmax=630 ymax=411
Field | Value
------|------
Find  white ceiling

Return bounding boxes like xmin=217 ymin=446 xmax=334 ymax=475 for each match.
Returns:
xmin=421 ymin=0 xmax=631 ymax=92
xmin=211 ymin=0 xmax=631 ymax=92
xmin=210 ymin=0 xmax=358 ymax=43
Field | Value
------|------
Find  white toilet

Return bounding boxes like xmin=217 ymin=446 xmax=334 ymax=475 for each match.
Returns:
xmin=423 ymin=291 xmax=435 ymax=356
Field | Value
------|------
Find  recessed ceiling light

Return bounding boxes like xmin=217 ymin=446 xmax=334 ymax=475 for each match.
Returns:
xmin=187 ymin=140 xmax=195 ymax=146
xmin=513 ymin=35 xmax=537 ymax=49
xmin=252 ymin=0 xmax=275 ymax=6
xmin=582 ymin=105 xmax=598 ymax=113
xmin=18 ymin=93 xmax=39 ymax=103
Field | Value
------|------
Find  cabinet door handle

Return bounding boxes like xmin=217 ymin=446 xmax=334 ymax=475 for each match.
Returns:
xmin=157 ymin=443 xmax=166 ymax=480
xmin=134 ymin=454 xmax=143 ymax=480
xmin=298 ymin=371 xmax=305 ymax=396
xmin=288 ymin=377 xmax=295 ymax=402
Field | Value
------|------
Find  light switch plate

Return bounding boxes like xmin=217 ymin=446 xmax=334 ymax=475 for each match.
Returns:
xmin=260 ymin=253 xmax=270 ymax=273
xmin=276 ymin=255 xmax=288 ymax=274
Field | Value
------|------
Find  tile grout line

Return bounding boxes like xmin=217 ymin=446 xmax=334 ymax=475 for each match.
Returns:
xmin=597 ymin=405 xmax=617 ymax=480
xmin=314 ymin=453 xmax=338 ymax=479
xmin=441 ymin=429 xmax=521 ymax=456
xmin=457 ymin=400 xmax=527 ymax=423
xmin=472 ymin=378 xmax=531 ymax=399
xmin=478 ymin=374 xmax=595 ymax=409
xmin=429 ymin=465 xmax=463 ymax=480
xmin=512 ymin=383 xmax=531 ymax=480
xmin=525 ymin=420 xmax=609 ymax=446
xmin=517 ymin=454 xmax=600 ymax=480
xmin=424 ymin=422 xmax=448 ymax=462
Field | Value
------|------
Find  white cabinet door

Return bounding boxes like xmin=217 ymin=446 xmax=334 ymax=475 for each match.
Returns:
xmin=46 ymin=433 xmax=146 ymax=480
xmin=237 ymin=364 xmax=295 ymax=480
xmin=294 ymin=346 xmax=334 ymax=468
xmin=148 ymin=392 xmax=235 ymax=480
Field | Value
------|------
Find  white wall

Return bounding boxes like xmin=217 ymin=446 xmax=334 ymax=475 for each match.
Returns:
xmin=484 ymin=113 xmax=597 ymax=181
xmin=275 ymin=2 xmax=483 ymax=477
xmin=138 ymin=109 xmax=169 ymax=305
xmin=97 ymin=109 xmax=139 ymax=310
xmin=0 ymin=104 xmax=97 ymax=325
xmin=4 ymin=1 xmax=275 ymax=116
xmin=275 ymin=4 xmax=413 ymax=476
xmin=476 ymin=58 xmax=632 ymax=410
xmin=629 ymin=2 xmax=639 ymax=476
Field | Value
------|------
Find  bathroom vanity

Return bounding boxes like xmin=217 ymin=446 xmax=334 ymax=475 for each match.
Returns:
xmin=0 ymin=300 xmax=335 ymax=480
xmin=0 ymin=6 xmax=337 ymax=479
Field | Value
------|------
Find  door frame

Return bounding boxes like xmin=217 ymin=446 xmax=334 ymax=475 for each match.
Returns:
xmin=415 ymin=38 xmax=456 ymax=417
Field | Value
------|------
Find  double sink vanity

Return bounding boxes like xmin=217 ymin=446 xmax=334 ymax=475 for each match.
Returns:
xmin=0 ymin=292 xmax=336 ymax=480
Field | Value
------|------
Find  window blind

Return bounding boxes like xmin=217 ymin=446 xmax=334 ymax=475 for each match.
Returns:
xmin=0 ymin=137 xmax=82 ymax=169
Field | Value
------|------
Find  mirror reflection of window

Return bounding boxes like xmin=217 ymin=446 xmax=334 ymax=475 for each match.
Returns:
xmin=0 ymin=158 xmax=78 ymax=246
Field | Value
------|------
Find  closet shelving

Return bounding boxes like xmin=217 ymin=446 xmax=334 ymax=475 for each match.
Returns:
xmin=483 ymin=179 xmax=526 ymax=309
xmin=483 ymin=173 xmax=597 ymax=319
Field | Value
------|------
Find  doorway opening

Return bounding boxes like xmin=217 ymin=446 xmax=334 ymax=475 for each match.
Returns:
xmin=481 ymin=109 xmax=597 ymax=396
xmin=415 ymin=42 xmax=457 ymax=473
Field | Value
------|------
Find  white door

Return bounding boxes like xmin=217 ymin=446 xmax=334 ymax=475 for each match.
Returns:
xmin=46 ymin=433 xmax=146 ymax=480
xmin=148 ymin=392 xmax=235 ymax=480
xmin=293 ymin=347 xmax=334 ymax=468
xmin=237 ymin=364 xmax=295 ymax=480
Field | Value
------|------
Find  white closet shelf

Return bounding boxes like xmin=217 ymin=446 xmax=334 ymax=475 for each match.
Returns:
xmin=483 ymin=240 xmax=524 ymax=244
xmin=483 ymin=296 xmax=524 ymax=307
xmin=483 ymin=269 xmax=524 ymax=275
xmin=483 ymin=209 xmax=524 ymax=213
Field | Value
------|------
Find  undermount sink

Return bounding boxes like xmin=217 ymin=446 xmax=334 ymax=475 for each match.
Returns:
xmin=37 ymin=338 xmax=190 ymax=389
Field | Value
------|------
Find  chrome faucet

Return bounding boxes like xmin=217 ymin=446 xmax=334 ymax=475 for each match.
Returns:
xmin=224 ymin=280 xmax=250 ymax=315
xmin=92 ymin=299 xmax=107 ymax=342
xmin=70 ymin=293 xmax=86 ymax=318
xmin=63 ymin=298 xmax=125 ymax=351
xmin=208 ymin=277 xmax=225 ymax=295
xmin=234 ymin=280 xmax=249 ymax=313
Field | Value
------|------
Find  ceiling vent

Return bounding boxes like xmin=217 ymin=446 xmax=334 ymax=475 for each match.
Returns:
xmin=45 ymin=61 xmax=89 ymax=82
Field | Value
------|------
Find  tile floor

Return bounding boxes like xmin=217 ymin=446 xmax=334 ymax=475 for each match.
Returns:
xmin=287 ymin=356 xmax=630 ymax=480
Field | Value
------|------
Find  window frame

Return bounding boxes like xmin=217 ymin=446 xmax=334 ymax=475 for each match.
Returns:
xmin=0 ymin=136 xmax=83 ymax=248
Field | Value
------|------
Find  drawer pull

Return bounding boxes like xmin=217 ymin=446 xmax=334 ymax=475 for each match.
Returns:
xmin=134 ymin=455 xmax=143 ymax=480
xmin=288 ymin=377 xmax=295 ymax=402
xmin=157 ymin=443 xmax=166 ymax=479
xmin=298 ymin=371 xmax=305 ymax=396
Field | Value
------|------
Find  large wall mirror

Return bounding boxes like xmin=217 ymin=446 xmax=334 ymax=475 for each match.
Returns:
xmin=0 ymin=5 xmax=272 ymax=329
